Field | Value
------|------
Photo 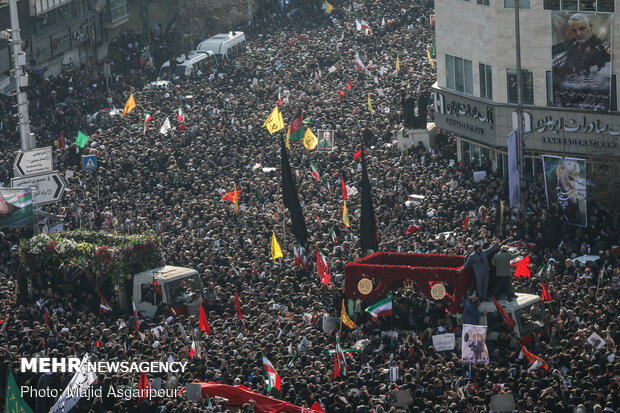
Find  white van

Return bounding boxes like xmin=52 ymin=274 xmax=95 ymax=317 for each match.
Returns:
xmin=478 ymin=293 xmax=548 ymax=343
xmin=159 ymin=51 xmax=217 ymax=79
xmin=196 ymin=31 xmax=246 ymax=60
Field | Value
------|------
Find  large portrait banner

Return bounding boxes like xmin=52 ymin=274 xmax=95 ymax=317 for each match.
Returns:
xmin=551 ymin=11 xmax=613 ymax=111
xmin=0 ymin=188 xmax=33 ymax=228
xmin=542 ymin=155 xmax=587 ymax=227
xmin=461 ymin=324 xmax=489 ymax=365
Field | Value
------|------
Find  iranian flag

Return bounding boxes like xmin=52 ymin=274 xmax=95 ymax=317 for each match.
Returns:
xmin=365 ymin=296 xmax=392 ymax=321
xmin=317 ymin=248 xmax=329 ymax=285
xmin=142 ymin=113 xmax=152 ymax=134
xmin=189 ymin=341 xmax=200 ymax=358
xmin=331 ymin=227 xmax=338 ymax=243
xmin=262 ymin=354 xmax=281 ymax=391
xmin=360 ymin=20 xmax=373 ymax=34
xmin=335 ymin=338 xmax=348 ymax=376
xmin=177 ymin=107 xmax=185 ymax=123
xmin=310 ymin=161 xmax=320 ymax=182
xmin=355 ymin=51 xmax=365 ymax=70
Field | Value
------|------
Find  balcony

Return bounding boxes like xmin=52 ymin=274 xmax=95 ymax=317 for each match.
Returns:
xmin=29 ymin=0 xmax=72 ymax=16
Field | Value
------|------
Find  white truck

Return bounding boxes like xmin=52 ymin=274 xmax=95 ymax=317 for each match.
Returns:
xmin=132 ymin=266 xmax=203 ymax=317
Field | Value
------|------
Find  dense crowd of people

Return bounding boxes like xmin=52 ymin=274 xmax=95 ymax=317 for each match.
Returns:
xmin=0 ymin=0 xmax=619 ymax=412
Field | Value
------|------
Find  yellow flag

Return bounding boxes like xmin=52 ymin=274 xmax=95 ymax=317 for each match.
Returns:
xmin=285 ymin=126 xmax=291 ymax=149
xmin=325 ymin=0 xmax=333 ymax=14
xmin=233 ymin=183 xmax=239 ymax=214
xmin=303 ymin=128 xmax=318 ymax=150
xmin=271 ymin=231 xmax=283 ymax=260
xmin=342 ymin=200 xmax=350 ymax=227
xmin=263 ymin=106 xmax=285 ymax=134
xmin=396 ymin=53 xmax=400 ymax=71
xmin=341 ymin=299 xmax=356 ymax=329
xmin=427 ymin=48 xmax=434 ymax=68
xmin=367 ymin=93 xmax=375 ymax=113
xmin=122 ymin=93 xmax=136 ymax=117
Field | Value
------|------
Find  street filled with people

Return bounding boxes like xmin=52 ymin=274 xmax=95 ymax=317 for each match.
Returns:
xmin=0 ymin=0 xmax=619 ymax=412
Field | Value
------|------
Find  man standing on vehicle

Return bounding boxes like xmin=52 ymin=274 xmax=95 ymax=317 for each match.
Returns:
xmin=462 ymin=239 xmax=499 ymax=301
xmin=492 ymin=244 xmax=518 ymax=300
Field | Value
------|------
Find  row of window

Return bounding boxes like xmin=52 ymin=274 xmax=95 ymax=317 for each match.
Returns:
xmin=463 ymin=0 xmax=614 ymax=11
xmin=445 ymin=54 xmax=617 ymax=110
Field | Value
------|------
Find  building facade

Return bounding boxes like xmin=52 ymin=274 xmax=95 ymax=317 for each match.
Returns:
xmin=432 ymin=0 xmax=619 ymax=178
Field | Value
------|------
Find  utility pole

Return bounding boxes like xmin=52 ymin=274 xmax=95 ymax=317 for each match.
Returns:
xmin=514 ymin=0 xmax=525 ymax=214
xmin=1 ymin=0 xmax=34 ymax=151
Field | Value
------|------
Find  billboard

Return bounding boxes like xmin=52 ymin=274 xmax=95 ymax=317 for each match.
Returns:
xmin=0 ymin=188 xmax=33 ymax=228
xmin=551 ymin=11 xmax=613 ymax=111
xmin=461 ymin=324 xmax=489 ymax=365
xmin=542 ymin=155 xmax=587 ymax=227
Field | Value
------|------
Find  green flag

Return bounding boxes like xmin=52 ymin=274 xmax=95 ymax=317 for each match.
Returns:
xmin=5 ymin=369 xmax=34 ymax=413
xmin=75 ymin=131 xmax=90 ymax=148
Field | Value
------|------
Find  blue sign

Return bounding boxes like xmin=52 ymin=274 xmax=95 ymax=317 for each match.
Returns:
xmin=82 ymin=155 xmax=97 ymax=171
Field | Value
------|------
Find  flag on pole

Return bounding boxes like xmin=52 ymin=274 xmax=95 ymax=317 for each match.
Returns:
xmin=333 ymin=353 xmax=340 ymax=378
xmin=335 ymin=338 xmax=348 ymax=375
xmin=60 ymin=132 xmax=65 ymax=148
xmin=271 ymin=231 xmax=283 ymax=260
xmin=396 ymin=52 xmax=400 ymax=71
xmin=235 ymin=289 xmax=244 ymax=320
xmin=341 ymin=299 xmax=356 ymax=329
xmin=75 ymin=131 xmax=90 ymax=148
xmin=177 ymin=106 xmax=185 ymax=123
xmin=121 ymin=93 xmax=136 ymax=117
xmin=515 ymin=255 xmax=531 ymax=278
xmin=355 ymin=51 xmax=365 ymax=70
xmin=541 ymin=282 xmax=552 ymax=302
xmin=264 ymin=106 xmax=285 ymax=134
xmin=342 ymin=200 xmax=350 ymax=228
xmin=310 ymin=161 xmax=320 ymax=182
xmin=427 ymin=48 xmax=434 ymax=68
xmin=360 ymin=20 xmax=373 ymax=34
xmin=160 ymin=117 xmax=172 ymax=135
xmin=233 ymin=183 xmax=239 ymax=214
xmin=354 ymin=148 xmax=362 ymax=160
xmin=461 ymin=216 xmax=470 ymax=229
xmin=49 ymin=354 xmax=96 ymax=413
xmin=365 ymin=296 xmax=393 ymax=321
xmin=132 ymin=298 xmax=139 ymax=335
xmin=286 ymin=110 xmax=304 ymax=147
xmin=518 ymin=340 xmax=550 ymax=371
xmin=331 ymin=227 xmax=338 ymax=243
xmin=326 ymin=178 xmax=333 ymax=195
xmin=281 ymin=137 xmax=309 ymax=245
xmin=341 ymin=176 xmax=348 ymax=200
xmin=221 ymin=188 xmax=242 ymax=202
xmin=368 ymin=93 xmax=375 ymax=113
xmin=491 ymin=296 xmax=516 ymax=329
xmin=303 ymin=128 xmax=318 ymax=150
xmin=137 ymin=372 xmax=151 ymax=405
xmin=199 ymin=304 xmax=212 ymax=334
xmin=317 ymin=248 xmax=329 ymax=285
xmin=262 ymin=354 xmax=282 ymax=391
xmin=324 ymin=0 xmax=333 ymax=14
xmin=189 ymin=341 xmax=201 ymax=358
xmin=360 ymin=146 xmax=379 ymax=250
xmin=142 ymin=113 xmax=152 ymax=134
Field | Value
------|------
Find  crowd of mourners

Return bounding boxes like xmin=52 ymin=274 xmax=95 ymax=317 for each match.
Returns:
xmin=0 ymin=0 xmax=619 ymax=412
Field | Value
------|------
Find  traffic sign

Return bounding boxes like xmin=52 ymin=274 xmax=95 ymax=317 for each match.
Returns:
xmin=11 ymin=171 xmax=66 ymax=205
xmin=13 ymin=146 xmax=53 ymax=176
xmin=82 ymin=155 xmax=97 ymax=171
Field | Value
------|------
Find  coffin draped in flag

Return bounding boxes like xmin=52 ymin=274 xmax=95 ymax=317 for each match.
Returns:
xmin=280 ymin=137 xmax=309 ymax=245
xmin=365 ymin=296 xmax=392 ymax=321
xmin=50 ymin=354 xmax=96 ymax=413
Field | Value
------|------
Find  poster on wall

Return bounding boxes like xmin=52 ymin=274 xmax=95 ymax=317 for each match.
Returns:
xmin=542 ymin=155 xmax=587 ymax=227
xmin=0 ymin=188 xmax=33 ymax=228
xmin=461 ymin=324 xmax=489 ymax=365
xmin=551 ymin=11 xmax=613 ymax=111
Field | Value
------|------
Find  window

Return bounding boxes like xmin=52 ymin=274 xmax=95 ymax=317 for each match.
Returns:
xmin=546 ymin=71 xmax=553 ymax=106
xmin=612 ymin=75 xmax=617 ymax=112
xmin=445 ymin=55 xmax=473 ymax=95
xmin=507 ymin=69 xmax=534 ymax=105
xmin=504 ymin=0 xmax=530 ymax=8
xmin=477 ymin=0 xmax=490 ymax=5
xmin=479 ymin=63 xmax=493 ymax=100
xmin=543 ymin=0 xmax=613 ymax=11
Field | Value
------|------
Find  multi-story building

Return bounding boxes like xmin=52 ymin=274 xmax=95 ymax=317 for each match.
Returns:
xmin=432 ymin=0 xmax=619 ymax=179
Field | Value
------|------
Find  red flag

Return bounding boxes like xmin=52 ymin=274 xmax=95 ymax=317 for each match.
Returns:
xmin=278 ymin=97 xmax=283 ymax=107
xmin=347 ymin=80 xmax=352 ymax=90
xmin=405 ymin=223 xmax=419 ymax=235
xmin=339 ymin=90 xmax=345 ymax=101
xmin=221 ymin=189 xmax=242 ymax=202
xmin=341 ymin=176 xmax=347 ymax=200
xmin=199 ymin=304 xmax=212 ymax=334
xmin=96 ymin=339 xmax=101 ymax=348
xmin=44 ymin=308 xmax=49 ymax=325
xmin=515 ymin=255 xmax=531 ymax=278
xmin=353 ymin=149 xmax=362 ymax=160
xmin=132 ymin=299 xmax=139 ymax=335
xmin=137 ymin=372 xmax=151 ymax=405
xmin=462 ymin=216 xmax=470 ymax=229
xmin=153 ymin=277 xmax=162 ymax=295
xmin=491 ymin=296 xmax=516 ymax=329
xmin=314 ymin=211 xmax=321 ymax=225
xmin=333 ymin=353 xmax=340 ymax=378
xmin=541 ymin=282 xmax=552 ymax=302
xmin=518 ymin=340 xmax=549 ymax=371
xmin=235 ymin=290 xmax=244 ymax=320
xmin=311 ymin=402 xmax=324 ymax=413
xmin=60 ymin=132 xmax=65 ymax=148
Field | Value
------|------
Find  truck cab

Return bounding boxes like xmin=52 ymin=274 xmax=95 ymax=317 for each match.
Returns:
xmin=478 ymin=293 xmax=548 ymax=343
xmin=133 ymin=266 xmax=203 ymax=317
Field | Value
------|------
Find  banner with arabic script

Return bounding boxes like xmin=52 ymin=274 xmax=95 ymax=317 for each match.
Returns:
xmin=551 ymin=11 xmax=613 ymax=111
xmin=542 ymin=155 xmax=587 ymax=227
